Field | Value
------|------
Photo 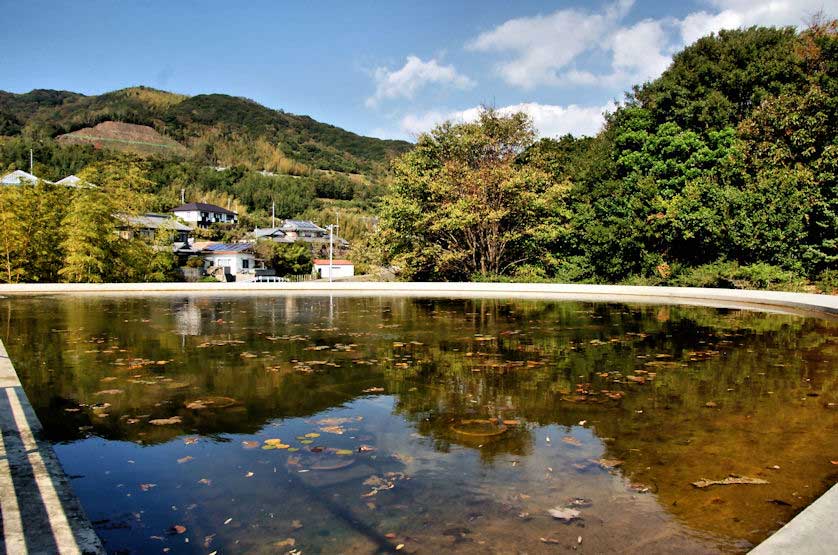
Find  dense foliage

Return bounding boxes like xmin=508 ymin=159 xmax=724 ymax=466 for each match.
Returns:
xmin=378 ymin=22 xmax=838 ymax=291
xmin=254 ymin=240 xmax=313 ymax=277
xmin=0 ymin=179 xmax=178 ymax=283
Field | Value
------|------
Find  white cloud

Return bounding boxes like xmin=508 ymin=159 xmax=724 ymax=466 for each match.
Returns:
xmin=612 ymin=19 xmax=673 ymax=83
xmin=399 ymin=102 xmax=615 ymax=139
xmin=681 ymin=0 xmax=834 ymax=44
xmin=467 ymin=0 xmax=634 ymax=89
xmin=366 ymin=56 xmax=475 ymax=107
xmin=466 ymin=0 xmax=833 ymax=91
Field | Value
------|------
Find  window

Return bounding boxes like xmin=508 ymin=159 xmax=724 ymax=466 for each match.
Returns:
xmin=242 ymin=259 xmax=249 ymax=269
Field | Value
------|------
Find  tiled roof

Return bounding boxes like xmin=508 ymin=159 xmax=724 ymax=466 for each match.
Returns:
xmin=120 ymin=213 xmax=193 ymax=232
xmin=172 ymin=202 xmax=237 ymax=216
xmin=202 ymin=243 xmax=253 ymax=253
xmin=253 ymin=227 xmax=286 ymax=238
xmin=281 ymin=220 xmax=326 ymax=232
xmin=313 ymin=259 xmax=353 ymax=265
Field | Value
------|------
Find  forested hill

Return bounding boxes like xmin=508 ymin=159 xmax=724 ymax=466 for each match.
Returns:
xmin=0 ymin=86 xmax=411 ymax=174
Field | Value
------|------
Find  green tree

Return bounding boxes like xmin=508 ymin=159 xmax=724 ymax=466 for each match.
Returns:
xmin=59 ymin=190 xmax=117 ymax=283
xmin=255 ymin=240 xmax=313 ymax=276
xmin=0 ymin=188 xmax=25 ymax=283
xmin=378 ymin=109 xmax=563 ymax=280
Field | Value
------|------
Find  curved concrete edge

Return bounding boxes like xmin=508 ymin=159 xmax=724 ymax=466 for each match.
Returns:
xmin=0 ymin=340 xmax=105 ymax=554
xmin=0 ymin=281 xmax=836 ymax=319
xmin=749 ymin=483 xmax=838 ymax=555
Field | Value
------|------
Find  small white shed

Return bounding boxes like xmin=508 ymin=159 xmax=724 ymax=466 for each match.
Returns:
xmin=313 ymin=259 xmax=354 ymax=279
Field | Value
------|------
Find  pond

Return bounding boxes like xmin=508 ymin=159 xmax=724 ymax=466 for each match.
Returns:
xmin=1 ymin=295 xmax=836 ymax=554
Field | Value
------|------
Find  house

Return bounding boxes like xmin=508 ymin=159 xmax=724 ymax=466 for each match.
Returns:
xmin=253 ymin=227 xmax=288 ymax=241
xmin=1 ymin=170 xmax=47 ymax=186
xmin=172 ymin=202 xmax=238 ymax=228
xmin=117 ymin=213 xmax=193 ymax=247
xmin=195 ymin=242 xmax=264 ymax=279
xmin=313 ymin=258 xmax=354 ymax=280
xmin=253 ymin=220 xmax=349 ymax=252
xmin=280 ymin=220 xmax=329 ymax=240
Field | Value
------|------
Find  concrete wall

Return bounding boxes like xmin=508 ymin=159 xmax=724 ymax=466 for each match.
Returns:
xmin=0 ymin=282 xmax=835 ymax=318
xmin=313 ymin=263 xmax=355 ymax=279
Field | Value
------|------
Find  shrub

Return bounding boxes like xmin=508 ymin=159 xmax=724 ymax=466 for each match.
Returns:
xmin=185 ymin=256 xmax=204 ymax=268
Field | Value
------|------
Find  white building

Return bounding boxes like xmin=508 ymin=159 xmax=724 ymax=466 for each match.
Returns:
xmin=1 ymin=170 xmax=46 ymax=186
xmin=172 ymin=202 xmax=238 ymax=228
xmin=196 ymin=242 xmax=262 ymax=279
xmin=313 ymin=258 xmax=354 ymax=279
xmin=1 ymin=170 xmax=95 ymax=187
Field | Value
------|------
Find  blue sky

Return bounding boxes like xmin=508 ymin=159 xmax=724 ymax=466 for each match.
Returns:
xmin=1 ymin=0 xmax=833 ymax=140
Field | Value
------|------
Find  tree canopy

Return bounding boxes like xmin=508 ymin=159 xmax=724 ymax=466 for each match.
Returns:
xmin=377 ymin=20 xmax=838 ymax=291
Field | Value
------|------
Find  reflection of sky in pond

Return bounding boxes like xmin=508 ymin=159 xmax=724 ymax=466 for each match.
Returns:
xmin=2 ymin=295 xmax=836 ymax=554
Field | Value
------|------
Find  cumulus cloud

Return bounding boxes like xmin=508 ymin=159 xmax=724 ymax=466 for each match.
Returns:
xmin=399 ymin=102 xmax=615 ymax=139
xmin=466 ymin=0 xmax=832 ymax=91
xmin=612 ymin=19 xmax=673 ymax=83
xmin=366 ymin=56 xmax=475 ymax=107
xmin=467 ymin=0 xmax=635 ymax=89
xmin=680 ymin=0 xmax=832 ymax=44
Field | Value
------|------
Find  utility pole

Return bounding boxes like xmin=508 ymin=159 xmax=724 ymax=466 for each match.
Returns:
xmin=327 ymin=224 xmax=334 ymax=283
xmin=29 ymin=149 xmax=33 ymax=174
xmin=272 ymin=201 xmax=276 ymax=228
xmin=326 ymin=220 xmax=339 ymax=283
xmin=181 ymin=188 xmax=185 ymax=203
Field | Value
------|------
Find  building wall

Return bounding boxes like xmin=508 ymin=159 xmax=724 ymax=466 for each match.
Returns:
xmin=204 ymin=253 xmax=257 ymax=275
xmin=314 ymin=263 xmax=354 ymax=279
xmin=175 ymin=210 xmax=237 ymax=226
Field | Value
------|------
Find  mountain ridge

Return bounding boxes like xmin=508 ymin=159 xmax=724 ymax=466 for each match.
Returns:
xmin=0 ymin=86 xmax=411 ymax=174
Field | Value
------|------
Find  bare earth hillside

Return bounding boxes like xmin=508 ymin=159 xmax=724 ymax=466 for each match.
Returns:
xmin=57 ymin=121 xmax=189 ymax=157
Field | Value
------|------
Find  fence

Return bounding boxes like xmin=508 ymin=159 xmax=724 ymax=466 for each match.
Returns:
xmin=287 ymin=273 xmax=317 ymax=282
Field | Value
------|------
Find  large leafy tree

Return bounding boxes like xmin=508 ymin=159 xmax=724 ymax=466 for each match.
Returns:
xmin=635 ymin=26 xmax=805 ymax=131
xmin=255 ymin=240 xmax=313 ymax=276
xmin=732 ymin=20 xmax=838 ymax=275
xmin=378 ymin=109 xmax=563 ymax=280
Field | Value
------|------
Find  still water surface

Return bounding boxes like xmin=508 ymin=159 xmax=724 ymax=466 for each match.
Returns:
xmin=2 ymin=295 xmax=837 ymax=554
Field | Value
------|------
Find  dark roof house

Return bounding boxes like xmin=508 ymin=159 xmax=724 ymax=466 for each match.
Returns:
xmin=172 ymin=202 xmax=238 ymax=228
xmin=172 ymin=202 xmax=237 ymax=216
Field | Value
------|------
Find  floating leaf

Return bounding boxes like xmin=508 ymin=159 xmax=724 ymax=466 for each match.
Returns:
xmin=692 ymin=475 xmax=769 ymax=488
xmin=304 ymin=433 xmax=320 ymax=438
xmin=177 ymin=456 xmax=193 ymax=464
xmin=94 ymin=389 xmax=124 ymax=396
xmin=335 ymin=449 xmax=353 ymax=456
xmin=149 ymin=416 xmax=182 ymax=426
xmin=548 ymin=507 xmax=581 ymax=521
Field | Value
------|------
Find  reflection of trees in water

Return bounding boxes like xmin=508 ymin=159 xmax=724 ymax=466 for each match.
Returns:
xmin=3 ymin=296 xmax=833 ymax=453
